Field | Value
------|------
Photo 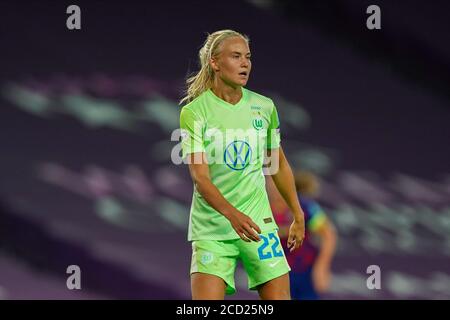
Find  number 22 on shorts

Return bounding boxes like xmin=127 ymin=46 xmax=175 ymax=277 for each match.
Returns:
xmin=257 ymin=232 xmax=283 ymax=260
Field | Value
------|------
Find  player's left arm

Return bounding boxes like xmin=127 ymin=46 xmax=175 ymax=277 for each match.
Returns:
xmin=269 ymin=146 xmax=306 ymax=252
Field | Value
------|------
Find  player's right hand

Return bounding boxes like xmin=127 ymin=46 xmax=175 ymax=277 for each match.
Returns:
xmin=227 ymin=210 xmax=261 ymax=242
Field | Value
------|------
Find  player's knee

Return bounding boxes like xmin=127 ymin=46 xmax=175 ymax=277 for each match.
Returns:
xmin=259 ymin=280 xmax=291 ymax=300
xmin=261 ymin=289 xmax=291 ymax=300
xmin=272 ymin=288 xmax=291 ymax=300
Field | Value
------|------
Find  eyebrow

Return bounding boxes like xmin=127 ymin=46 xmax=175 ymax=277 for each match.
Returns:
xmin=231 ymin=51 xmax=251 ymax=56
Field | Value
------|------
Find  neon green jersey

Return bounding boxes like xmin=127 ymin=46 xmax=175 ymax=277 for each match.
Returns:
xmin=180 ymin=88 xmax=281 ymax=241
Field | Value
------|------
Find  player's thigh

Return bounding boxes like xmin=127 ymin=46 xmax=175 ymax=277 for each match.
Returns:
xmin=257 ymin=273 xmax=291 ymax=300
xmin=238 ymin=231 xmax=291 ymax=296
xmin=190 ymin=239 xmax=239 ymax=297
xmin=191 ymin=272 xmax=227 ymax=300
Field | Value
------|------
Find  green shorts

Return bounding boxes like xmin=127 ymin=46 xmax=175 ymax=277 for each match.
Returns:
xmin=190 ymin=230 xmax=291 ymax=295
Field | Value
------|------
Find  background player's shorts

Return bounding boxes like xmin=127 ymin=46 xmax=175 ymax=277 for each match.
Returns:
xmin=289 ymin=267 xmax=320 ymax=300
xmin=190 ymin=231 xmax=291 ymax=295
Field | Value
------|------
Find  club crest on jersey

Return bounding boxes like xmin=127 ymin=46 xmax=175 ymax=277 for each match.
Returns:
xmin=200 ymin=252 xmax=214 ymax=264
xmin=252 ymin=117 xmax=264 ymax=130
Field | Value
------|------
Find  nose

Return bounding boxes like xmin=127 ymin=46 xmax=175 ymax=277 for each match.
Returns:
xmin=241 ymin=57 xmax=249 ymax=68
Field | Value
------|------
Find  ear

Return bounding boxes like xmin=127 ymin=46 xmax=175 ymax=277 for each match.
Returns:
xmin=210 ymin=57 xmax=219 ymax=72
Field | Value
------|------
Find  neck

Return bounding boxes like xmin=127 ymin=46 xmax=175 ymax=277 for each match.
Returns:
xmin=211 ymin=79 xmax=243 ymax=105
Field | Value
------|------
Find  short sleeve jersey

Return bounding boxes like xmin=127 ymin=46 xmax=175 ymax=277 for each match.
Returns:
xmin=180 ymin=88 xmax=281 ymax=240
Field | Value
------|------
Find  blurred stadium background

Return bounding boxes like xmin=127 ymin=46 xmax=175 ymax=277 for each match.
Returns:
xmin=0 ymin=0 xmax=449 ymax=299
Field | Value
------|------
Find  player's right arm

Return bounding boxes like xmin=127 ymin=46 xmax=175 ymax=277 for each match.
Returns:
xmin=187 ymin=153 xmax=261 ymax=242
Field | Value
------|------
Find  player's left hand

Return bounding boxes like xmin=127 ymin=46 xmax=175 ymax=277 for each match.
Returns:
xmin=287 ymin=219 xmax=305 ymax=252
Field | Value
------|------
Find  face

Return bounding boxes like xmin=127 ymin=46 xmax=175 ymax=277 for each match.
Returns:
xmin=210 ymin=36 xmax=252 ymax=88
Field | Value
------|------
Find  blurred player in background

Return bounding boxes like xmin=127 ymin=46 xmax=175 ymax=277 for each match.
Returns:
xmin=266 ymin=171 xmax=337 ymax=300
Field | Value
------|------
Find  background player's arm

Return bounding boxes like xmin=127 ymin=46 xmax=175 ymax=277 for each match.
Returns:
xmin=269 ymin=146 xmax=306 ymax=251
xmin=187 ymin=152 xmax=261 ymax=242
xmin=311 ymin=219 xmax=338 ymax=293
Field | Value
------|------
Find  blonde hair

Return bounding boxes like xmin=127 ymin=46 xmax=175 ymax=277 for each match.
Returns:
xmin=294 ymin=171 xmax=320 ymax=197
xmin=180 ymin=29 xmax=249 ymax=105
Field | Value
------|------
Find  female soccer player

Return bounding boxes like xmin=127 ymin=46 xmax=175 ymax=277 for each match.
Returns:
xmin=179 ymin=29 xmax=306 ymax=300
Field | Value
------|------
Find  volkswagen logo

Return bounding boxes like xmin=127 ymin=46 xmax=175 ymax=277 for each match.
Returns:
xmin=223 ymin=140 xmax=252 ymax=170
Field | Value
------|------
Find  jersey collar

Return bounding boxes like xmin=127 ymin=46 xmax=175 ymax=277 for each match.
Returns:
xmin=206 ymin=88 xmax=247 ymax=111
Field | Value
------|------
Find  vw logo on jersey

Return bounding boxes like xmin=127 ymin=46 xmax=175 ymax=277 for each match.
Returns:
xmin=252 ymin=117 xmax=264 ymax=130
xmin=224 ymin=140 xmax=252 ymax=170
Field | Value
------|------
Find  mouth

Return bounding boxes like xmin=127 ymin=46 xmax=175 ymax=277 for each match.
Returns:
xmin=238 ymin=71 xmax=248 ymax=77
